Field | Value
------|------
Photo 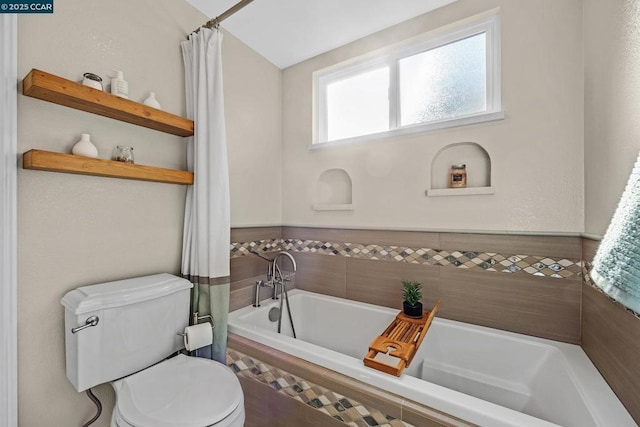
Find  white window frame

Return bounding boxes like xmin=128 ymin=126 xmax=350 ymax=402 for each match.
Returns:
xmin=312 ymin=11 xmax=502 ymax=149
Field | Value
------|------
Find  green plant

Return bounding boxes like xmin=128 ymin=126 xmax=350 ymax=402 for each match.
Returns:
xmin=401 ymin=280 xmax=422 ymax=306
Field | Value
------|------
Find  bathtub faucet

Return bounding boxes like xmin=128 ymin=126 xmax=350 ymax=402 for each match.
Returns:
xmin=251 ymin=251 xmax=298 ymax=338
xmin=253 ymin=279 xmax=274 ymax=308
xmin=252 ymin=251 xmax=297 ymax=307
xmin=270 ymin=252 xmax=298 ymax=338
xmin=272 ymin=251 xmax=297 ymax=278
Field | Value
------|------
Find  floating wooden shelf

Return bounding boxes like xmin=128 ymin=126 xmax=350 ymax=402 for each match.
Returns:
xmin=22 ymin=69 xmax=194 ymax=137
xmin=364 ymin=300 xmax=441 ymax=377
xmin=23 ymin=150 xmax=193 ymax=185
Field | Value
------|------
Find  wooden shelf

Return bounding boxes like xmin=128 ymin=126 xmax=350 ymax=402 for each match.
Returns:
xmin=22 ymin=69 xmax=194 ymax=137
xmin=23 ymin=150 xmax=193 ymax=185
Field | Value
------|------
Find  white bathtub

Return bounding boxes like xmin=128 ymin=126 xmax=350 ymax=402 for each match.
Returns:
xmin=228 ymin=290 xmax=636 ymax=427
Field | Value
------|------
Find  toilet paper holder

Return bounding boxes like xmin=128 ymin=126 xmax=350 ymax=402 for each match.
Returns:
xmin=176 ymin=313 xmax=215 ymax=338
xmin=192 ymin=313 xmax=215 ymax=329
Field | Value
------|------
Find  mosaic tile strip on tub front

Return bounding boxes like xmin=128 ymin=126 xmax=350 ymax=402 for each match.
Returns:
xmin=230 ymin=239 xmax=582 ymax=280
xmin=227 ymin=349 xmax=413 ymax=427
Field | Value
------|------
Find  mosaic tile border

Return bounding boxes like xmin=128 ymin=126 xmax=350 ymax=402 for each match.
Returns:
xmin=230 ymin=239 xmax=583 ymax=280
xmin=227 ymin=348 xmax=413 ymax=427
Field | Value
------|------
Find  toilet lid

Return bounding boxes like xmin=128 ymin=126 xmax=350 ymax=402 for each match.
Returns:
xmin=116 ymin=354 xmax=242 ymax=427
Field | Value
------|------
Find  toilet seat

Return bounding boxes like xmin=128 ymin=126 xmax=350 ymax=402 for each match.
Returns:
xmin=113 ymin=354 xmax=244 ymax=427
xmin=112 ymin=400 xmax=245 ymax=427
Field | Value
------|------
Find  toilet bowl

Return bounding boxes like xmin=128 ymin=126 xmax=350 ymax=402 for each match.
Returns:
xmin=110 ymin=354 xmax=244 ymax=427
xmin=61 ymin=274 xmax=245 ymax=427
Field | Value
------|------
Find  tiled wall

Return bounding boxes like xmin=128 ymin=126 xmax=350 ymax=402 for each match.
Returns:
xmin=230 ymin=227 xmax=283 ymax=311
xmin=228 ymin=334 xmax=472 ymax=427
xmin=581 ymin=238 xmax=640 ymax=423
xmin=231 ymin=226 xmax=582 ymax=343
xmin=229 ymin=227 xmax=640 ymax=425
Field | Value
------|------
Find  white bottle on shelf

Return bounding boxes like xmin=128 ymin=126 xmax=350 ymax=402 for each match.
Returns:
xmin=143 ymin=92 xmax=161 ymax=109
xmin=110 ymin=70 xmax=129 ymax=99
xmin=71 ymin=133 xmax=98 ymax=158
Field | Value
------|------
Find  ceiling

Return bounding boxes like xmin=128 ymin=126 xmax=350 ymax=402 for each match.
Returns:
xmin=186 ymin=0 xmax=458 ymax=69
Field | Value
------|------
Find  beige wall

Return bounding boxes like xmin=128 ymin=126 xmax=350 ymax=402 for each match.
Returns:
xmin=584 ymin=0 xmax=640 ymax=236
xmin=16 ymin=0 xmax=281 ymax=425
xmin=282 ymin=0 xmax=584 ymax=233
xmin=224 ymin=33 xmax=283 ymax=227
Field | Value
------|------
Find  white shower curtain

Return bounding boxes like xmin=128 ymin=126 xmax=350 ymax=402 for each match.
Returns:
xmin=181 ymin=28 xmax=230 ymax=363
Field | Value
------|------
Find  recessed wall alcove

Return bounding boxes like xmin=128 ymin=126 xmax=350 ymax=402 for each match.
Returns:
xmin=313 ymin=168 xmax=353 ymax=211
xmin=427 ymin=142 xmax=494 ymax=197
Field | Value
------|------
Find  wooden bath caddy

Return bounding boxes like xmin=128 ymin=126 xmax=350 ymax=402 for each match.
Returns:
xmin=363 ymin=300 xmax=441 ymax=376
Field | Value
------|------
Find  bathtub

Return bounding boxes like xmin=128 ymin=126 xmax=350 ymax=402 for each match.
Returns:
xmin=228 ymin=290 xmax=636 ymax=427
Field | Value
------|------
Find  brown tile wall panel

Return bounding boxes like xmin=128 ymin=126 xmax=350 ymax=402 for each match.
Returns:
xmin=229 ymin=227 xmax=283 ymax=313
xmin=282 ymin=226 xmax=441 ymax=248
xmin=282 ymin=226 xmax=348 ymax=243
xmin=439 ymin=233 xmax=582 ymax=259
xmin=582 ymin=237 xmax=600 ymax=263
xmin=293 ymin=252 xmax=347 ymax=298
xmin=346 ymin=258 xmax=440 ymax=310
xmin=230 ymin=276 xmax=257 ymax=293
xmin=342 ymin=229 xmax=441 ymax=248
xmin=437 ymin=268 xmax=581 ymax=343
xmin=230 ymin=279 xmax=259 ymax=312
xmin=268 ymin=386 xmax=347 ymax=427
xmin=230 ymin=255 xmax=272 ymax=311
xmin=231 ymin=255 xmax=270 ymax=283
xmin=239 ymin=373 xmax=346 ymax=427
xmin=238 ymin=375 xmax=270 ymax=427
xmin=581 ymin=283 xmax=640 ymax=424
xmin=321 ymin=370 xmax=405 ymax=421
xmin=401 ymin=399 xmax=478 ymax=427
xmin=231 ymin=226 xmax=282 ymax=243
xmin=229 ymin=334 xmax=332 ymax=386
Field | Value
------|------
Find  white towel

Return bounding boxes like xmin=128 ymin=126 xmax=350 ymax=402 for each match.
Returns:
xmin=590 ymin=152 xmax=640 ymax=313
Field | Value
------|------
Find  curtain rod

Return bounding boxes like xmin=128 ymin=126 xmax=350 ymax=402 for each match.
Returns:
xmin=193 ymin=0 xmax=255 ymax=33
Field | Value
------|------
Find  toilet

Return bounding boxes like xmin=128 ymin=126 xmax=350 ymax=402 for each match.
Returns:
xmin=61 ymin=273 xmax=245 ymax=427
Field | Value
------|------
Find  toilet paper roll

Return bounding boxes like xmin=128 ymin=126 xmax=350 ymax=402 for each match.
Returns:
xmin=183 ymin=323 xmax=213 ymax=351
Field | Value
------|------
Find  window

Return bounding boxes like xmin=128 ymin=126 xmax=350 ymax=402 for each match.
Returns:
xmin=326 ymin=67 xmax=390 ymax=141
xmin=314 ymin=12 xmax=501 ymax=147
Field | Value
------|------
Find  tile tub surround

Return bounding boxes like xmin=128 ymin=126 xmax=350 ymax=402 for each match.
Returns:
xmin=228 ymin=227 xmax=640 ymax=425
xmin=230 ymin=227 xmax=582 ymax=343
xmin=581 ymin=238 xmax=640 ymax=424
xmin=228 ymin=334 xmax=473 ymax=427
xmin=227 ymin=349 xmax=412 ymax=427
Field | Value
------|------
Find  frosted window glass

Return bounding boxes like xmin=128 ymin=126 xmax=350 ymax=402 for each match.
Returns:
xmin=400 ymin=33 xmax=487 ymax=126
xmin=326 ymin=67 xmax=390 ymax=141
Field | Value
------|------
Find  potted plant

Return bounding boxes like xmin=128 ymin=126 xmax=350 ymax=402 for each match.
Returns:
xmin=402 ymin=280 xmax=423 ymax=318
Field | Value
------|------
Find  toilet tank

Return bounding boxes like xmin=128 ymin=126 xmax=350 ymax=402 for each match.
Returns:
xmin=61 ymin=273 xmax=193 ymax=392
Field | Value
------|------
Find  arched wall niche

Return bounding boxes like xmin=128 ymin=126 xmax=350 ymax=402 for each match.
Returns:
xmin=313 ymin=168 xmax=354 ymax=210
xmin=428 ymin=142 xmax=494 ymax=196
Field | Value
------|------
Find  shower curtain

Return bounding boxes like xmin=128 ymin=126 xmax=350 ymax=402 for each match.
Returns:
xmin=181 ymin=28 xmax=230 ymax=363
